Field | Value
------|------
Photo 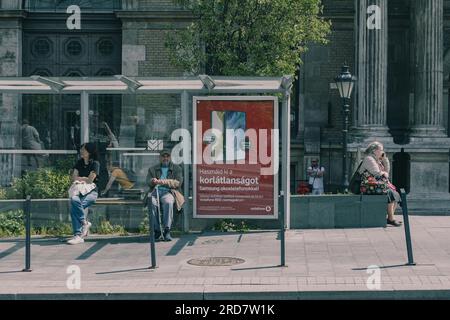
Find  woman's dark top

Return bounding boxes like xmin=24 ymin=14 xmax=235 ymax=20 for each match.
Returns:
xmin=73 ymin=159 xmax=100 ymax=190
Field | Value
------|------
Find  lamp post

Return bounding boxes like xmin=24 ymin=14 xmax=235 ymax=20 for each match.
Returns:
xmin=334 ymin=65 xmax=356 ymax=192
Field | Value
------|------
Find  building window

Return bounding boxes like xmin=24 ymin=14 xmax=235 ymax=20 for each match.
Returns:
xmin=32 ymin=38 xmax=52 ymax=58
xmin=31 ymin=69 xmax=52 ymax=77
xmin=98 ymin=39 xmax=114 ymax=56
xmin=64 ymin=69 xmax=84 ymax=77
xmin=96 ymin=68 xmax=115 ymax=76
xmin=66 ymin=40 xmax=83 ymax=57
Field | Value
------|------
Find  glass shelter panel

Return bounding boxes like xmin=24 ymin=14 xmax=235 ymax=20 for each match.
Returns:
xmin=89 ymin=94 xmax=182 ymax=197
xmin=0 ymin=93 xmax=79 ymax=200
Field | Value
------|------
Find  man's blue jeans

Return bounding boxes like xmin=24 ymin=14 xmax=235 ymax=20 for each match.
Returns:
xmin=70 ymin=191 xmax=98 ymax=236
xmin=148 ymin=188 xmax=174 ymax=233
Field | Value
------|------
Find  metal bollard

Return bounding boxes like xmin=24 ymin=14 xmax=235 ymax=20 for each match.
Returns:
xmin=22 ymin=195 xmax=32 ymax=272
xmin=400 ymin=189 xmax=415 ymax=266
xmin=148 ymin=208 xmax=157 ymax=269
xmin=279 ymin=192 xmax=286 ymax=267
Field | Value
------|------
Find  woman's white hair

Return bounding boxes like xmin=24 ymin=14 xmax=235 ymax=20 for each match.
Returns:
xmin=364 ymin=141 xmax=383 ymax=155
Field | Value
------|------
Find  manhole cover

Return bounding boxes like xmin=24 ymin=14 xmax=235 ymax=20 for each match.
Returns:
xmin=187 ymin=257 xmax=245 ymax=266
xmin=201 ymin=239 xmax=223 ymax=245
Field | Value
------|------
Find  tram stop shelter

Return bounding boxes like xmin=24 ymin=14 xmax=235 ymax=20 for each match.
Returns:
xmin=0 ymin=75 xmax=293 ymax=267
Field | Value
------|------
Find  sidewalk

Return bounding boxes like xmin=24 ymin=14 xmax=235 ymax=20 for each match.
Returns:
xmin=1 ymin=216 xmax=450 ymax=299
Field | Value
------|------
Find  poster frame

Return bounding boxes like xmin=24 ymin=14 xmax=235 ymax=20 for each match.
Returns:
xmin=193 ymin=96 xmax=279 ymax=219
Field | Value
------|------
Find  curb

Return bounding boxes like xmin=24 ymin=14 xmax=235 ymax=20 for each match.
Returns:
xmin=2 ymin=290 xmax=450 ymax=300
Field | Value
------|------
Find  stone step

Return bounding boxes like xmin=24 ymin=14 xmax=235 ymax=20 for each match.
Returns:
xmin=405 ymin=196 xmax=450 ymax=215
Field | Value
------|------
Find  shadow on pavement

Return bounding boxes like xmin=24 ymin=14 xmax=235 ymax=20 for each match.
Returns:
xmin=0 ymin=242 xmax=24 ymax=259
xmin=96 ymin=267 xmax=155 ymax=275
xmin=352 ymin=263 xmax=435 ymax=271
xmin=231 ymin=265 xmax=282 ymax=271
xmin=0 ymin=230 xmax=277 ymax=263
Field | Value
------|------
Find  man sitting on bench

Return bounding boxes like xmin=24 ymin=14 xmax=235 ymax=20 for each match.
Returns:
xmin=145 ymin=149 xmax=183 ymax=242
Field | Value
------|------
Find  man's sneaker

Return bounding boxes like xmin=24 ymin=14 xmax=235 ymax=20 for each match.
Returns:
xmin=67 ymin=235 xmax=84 ymax=245
xmin=81 ymin=221 xmax=92 ymax=238
xmin=163 ymin=228 xmax=172 ymax=242
xmin=154 ymin=230 xmax=163 ymax=242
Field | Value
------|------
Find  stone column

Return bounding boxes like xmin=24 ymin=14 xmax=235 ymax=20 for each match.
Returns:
xmin=411 ymin=0 xmax=446 ymax=137
xmin=353 ymin=0 xmax=390 ymax=140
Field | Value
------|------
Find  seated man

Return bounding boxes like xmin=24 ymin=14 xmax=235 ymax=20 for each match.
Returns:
xmin=145 ymin=149 xmax=183 ymax=242
xmin=100 ymin=161 xmax=135 ymax=196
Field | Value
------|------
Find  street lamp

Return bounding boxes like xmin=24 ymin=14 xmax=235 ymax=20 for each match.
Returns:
xmin=334 ymin=65 xmax=356 ymax=191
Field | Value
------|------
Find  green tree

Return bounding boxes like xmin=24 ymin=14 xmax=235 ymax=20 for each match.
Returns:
xmin=167 ymin=0 xmax=331 ymax=76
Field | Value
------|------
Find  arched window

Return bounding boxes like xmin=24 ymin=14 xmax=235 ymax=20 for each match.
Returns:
xmin=95 ymin=68 xmax=115 ymax=76
xmin=31 ymin=68 xmax=52 ymax=77
xmin=64 ymin=69 xmax=84 ymax=77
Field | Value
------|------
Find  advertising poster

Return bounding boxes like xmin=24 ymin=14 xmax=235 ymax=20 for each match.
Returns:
xmin=193 ymin=96 xmax=278 ymax=219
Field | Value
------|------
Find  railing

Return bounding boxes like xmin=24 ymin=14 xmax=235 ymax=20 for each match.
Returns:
xmin=400 ymin=188 xmax=415 ymax=265
xmin=5 ymin=196 xmax=157 ymax=272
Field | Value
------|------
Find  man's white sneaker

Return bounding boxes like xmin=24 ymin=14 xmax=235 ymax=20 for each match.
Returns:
xmin=81 ymin=221 xmax=92 ymax=238
xmin=67 ymin=235 xmax=84 ymax=245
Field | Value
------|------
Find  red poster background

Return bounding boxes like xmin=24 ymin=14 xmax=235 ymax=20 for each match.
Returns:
xmin=194 ymin=98 xmax=277 ymax=218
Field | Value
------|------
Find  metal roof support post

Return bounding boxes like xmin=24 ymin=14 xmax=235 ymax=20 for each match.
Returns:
xmin=80 ymin=91 xmax=89 ymax=145
xmin=280 ymin=90 xmax=291 ymax=267
xmin=181 ymin=90 xmax=190 ymax=233
xmin=281 ymin=78 xmax=292 ymax=231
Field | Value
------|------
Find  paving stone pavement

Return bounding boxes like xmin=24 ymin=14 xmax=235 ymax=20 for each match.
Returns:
xmin=1 ymin=216 xmax=450 ymax=299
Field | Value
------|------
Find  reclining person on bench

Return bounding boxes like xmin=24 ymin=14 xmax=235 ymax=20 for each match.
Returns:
xmin=145 ymin=149 xmax=183 ymax=242
xmin=101 ymin=157 xmax=136 ymax=197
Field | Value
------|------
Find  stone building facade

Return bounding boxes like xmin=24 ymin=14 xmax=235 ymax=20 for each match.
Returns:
xmin=297 ymin=0 xmax=450 ymax=212
xmin=1 ymin=0 xmax=450 ymax=212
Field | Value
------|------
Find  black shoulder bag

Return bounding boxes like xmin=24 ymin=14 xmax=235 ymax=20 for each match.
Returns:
xmin=349 ymin=161 xmax=364 ymax=194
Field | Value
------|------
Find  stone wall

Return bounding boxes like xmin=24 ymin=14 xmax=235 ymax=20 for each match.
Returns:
xmin=138 ymin=0 xmax=181 ymax=10
xmin=118 ymin=4 xmax=191 ymax=175
xmin=137 ymin=29 xmax=184 ymax=77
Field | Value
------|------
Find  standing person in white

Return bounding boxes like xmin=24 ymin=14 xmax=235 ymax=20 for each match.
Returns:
xmin=307 ymin=159 xmax=325 ymax=195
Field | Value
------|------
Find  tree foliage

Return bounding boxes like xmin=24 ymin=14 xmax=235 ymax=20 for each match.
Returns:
xmin=167 ymin=0 xmax=331 ymax=76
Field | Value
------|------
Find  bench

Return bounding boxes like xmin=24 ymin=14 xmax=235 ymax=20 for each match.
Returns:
xmin=85 ymin=198 xmax=145 ymax=231
xmin=290 ymin=194 xmax=387 ymax=229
